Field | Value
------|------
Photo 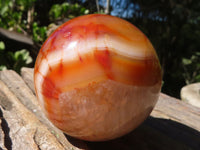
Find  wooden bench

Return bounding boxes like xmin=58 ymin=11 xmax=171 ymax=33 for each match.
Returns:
xmin=0 ymin=68 xmax=200 ymax=150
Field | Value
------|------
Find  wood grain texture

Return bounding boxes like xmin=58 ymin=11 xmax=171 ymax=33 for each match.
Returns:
xmin=0 ymin=69 xmax=88 ymax=150
xmin=0 ymin=80 xmax=65 ymax=150
xmin=0 ymin=67 xmax=200 ymax=150
xmin=21 ymin=67 xmax=35 ymax=95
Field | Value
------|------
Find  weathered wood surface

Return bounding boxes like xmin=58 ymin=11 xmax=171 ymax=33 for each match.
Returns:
xmin=0 ymin=68 xmax=200 ymax=150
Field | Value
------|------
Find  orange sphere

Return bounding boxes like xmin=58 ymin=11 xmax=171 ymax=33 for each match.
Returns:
xmin=34 ymin=14 xmax=162 ymax=141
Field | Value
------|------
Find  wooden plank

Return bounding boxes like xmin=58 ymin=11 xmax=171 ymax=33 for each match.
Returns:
xmin=152 ymin=93 xmax=200 ymax=131
xmin=21 ymin=67 xmax=35 ymax=95
xmin=1 ymin=67 xmax=200 ymax=150
xmin=0 ymin=80 xmax=65 ymax=150
xmin=0 ymin=69 xmax=88 ymax=150
xmin=0 ymin=118 xmax=8 ymax=150
xmin=20 ymin=68 xmax=200 ymax=150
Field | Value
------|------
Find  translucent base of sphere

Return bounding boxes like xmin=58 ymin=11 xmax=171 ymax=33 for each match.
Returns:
xmin=43 ymin=80 xmax=160 ymax=141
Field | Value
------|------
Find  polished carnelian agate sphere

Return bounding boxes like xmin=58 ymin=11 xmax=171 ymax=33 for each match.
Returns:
xmin=34 ymin=14 xmax=162 ymax=141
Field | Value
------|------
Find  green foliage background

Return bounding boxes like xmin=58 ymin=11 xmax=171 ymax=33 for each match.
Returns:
xmin=0 ymin=0 xmax=200 ymax=98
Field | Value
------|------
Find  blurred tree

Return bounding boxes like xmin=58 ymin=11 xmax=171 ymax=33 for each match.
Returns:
xmin=49 ymin=2 xmax=89 ymax=21
xmin=0 ymin=0 xmax=36 ymax=33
